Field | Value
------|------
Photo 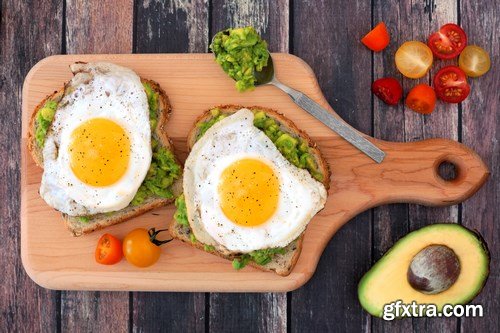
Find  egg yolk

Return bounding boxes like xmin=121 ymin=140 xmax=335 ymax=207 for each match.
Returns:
xmin=69 ymin=118 xmax=130 ymax=187
xmin=218 ymin=158 xmax=279 ymax=227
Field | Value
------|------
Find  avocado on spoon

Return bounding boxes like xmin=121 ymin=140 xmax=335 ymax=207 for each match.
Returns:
xmin=210 ymin=28 xmax=384 ymax=163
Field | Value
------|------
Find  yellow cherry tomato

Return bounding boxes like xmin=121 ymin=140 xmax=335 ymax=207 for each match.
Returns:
xmin=395 ymin=41 xmax=434 ymax=79
xmin=123 ymin=228 xmax=171 ymax=268
xmin=459 ymin=45 xmax=491 ymax=77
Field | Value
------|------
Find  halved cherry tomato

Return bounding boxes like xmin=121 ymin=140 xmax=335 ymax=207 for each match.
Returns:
xmin=406 ymin=84 xmax=437 ymax=114
xmin=459 ymin=45 xmax=491 ymax=77
xmin=95 ymin=233 xmax=122 ymax=265
xmin=433 ymin=66 xmax=470 ymax=103
xmin=371 ymin=78 xmax=403 ymax=105
xmin=361 ymin=22 xmax=390 ymax=52
xmin=428 ymin=23 xmax=467 ymax=59
xmin=123 ymin=228 xmax=171 ymax=268
xmin=395 ymin=41 xmax=434 ymax=79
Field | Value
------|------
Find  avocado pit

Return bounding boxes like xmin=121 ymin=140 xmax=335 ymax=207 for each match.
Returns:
xmin=407 ymin=245 xmax=460 ymax=294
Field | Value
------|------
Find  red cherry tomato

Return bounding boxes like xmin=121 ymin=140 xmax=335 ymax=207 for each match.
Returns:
xmin=361 ymin=22 xmax=390 ymax=52
xmin=406 ymin=84 xmax=437 ymax=114
xmin=95 ymin=233 xmax=123 ymax=265
xmin=428 ymin=23 xmax=467 ymax=59
xmin=433 ymin=66 xmax=470 ymax=103
xmin=371 ymin=78 xmax=403 ymax=105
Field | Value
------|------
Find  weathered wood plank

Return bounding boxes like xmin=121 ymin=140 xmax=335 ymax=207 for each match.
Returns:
xmin=136 ymin=0 xmax=209 ymax=53
xmin=460 ymin=0 xmax=499 ymax=331
xmin=209 ymin=1 xmax=289 ymax=331
xmin=211 ymin=0 xmax=289 ymax=52
xmin=0 ymin=0 xmax=62 ymax=332
xmin=290 ymin=1 xmax=372 ymax=332
xmin=60 ymin=1 xmax=134 ymax=331
xmin=132 ymin=1 xmax=209 ymax=332
xmin=66 ymin=0 xmax=134 ymax=53
xmin=372 ymin=0 xmax=459 ymax=331
xmin=61 ymin=292 xmax=129 ymax=332
xmin=209 ymin=293 xmax=287 ymax=332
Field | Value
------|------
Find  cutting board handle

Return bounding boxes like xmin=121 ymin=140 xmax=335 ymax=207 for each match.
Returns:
xmin=364 ymin=138 xmax=490 ymax=206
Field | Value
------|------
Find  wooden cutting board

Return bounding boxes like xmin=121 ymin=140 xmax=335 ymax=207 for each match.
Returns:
xmin=21 ymin=54 xmax=489 ymax=292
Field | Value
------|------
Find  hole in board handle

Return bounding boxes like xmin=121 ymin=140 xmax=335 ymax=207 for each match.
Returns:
xmin=438 ymin=161 xmax=458 ymax=181
xmin=434 ymin=155 xmax=466 ymax=185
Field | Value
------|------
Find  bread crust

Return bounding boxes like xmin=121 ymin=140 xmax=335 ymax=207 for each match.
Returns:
xmin=170 ymin=221 xmax=304 ymax=276
xmin=28 ymin=69 xmax=181 ymax=236
xmin=171 ymin=104 xmax=331 ymax=276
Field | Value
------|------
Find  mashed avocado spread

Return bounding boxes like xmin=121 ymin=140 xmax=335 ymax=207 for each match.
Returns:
xmin=210 ymin=26 xmax=269 ymax=92
xmin=34 ymin=82 xmax=180 ymax=211
xmin=35 ymin=100 xmax=58 ymax=148
xmin=131 ymin=83 xmax=181 ymax=205
xmin=174 ymin=194 xmax=285 ymax=269
xmin=175 ymin=107 xmax=323 ymax=269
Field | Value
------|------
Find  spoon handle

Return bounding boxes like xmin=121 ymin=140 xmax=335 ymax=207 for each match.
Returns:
xmin=271 ymin=79 xmax=385 ymax=163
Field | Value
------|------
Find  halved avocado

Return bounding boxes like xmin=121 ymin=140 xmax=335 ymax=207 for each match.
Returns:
xmin=358 ymin=224 xmax=490 ymax=317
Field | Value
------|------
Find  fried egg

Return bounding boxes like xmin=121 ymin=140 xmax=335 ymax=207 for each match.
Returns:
xmin=40 ymin=62 xmax=151 ymax=216
xmin=183 ymin=109 xmax=327 ymax=253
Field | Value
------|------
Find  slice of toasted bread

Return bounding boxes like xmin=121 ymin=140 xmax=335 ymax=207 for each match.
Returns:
xmin=28 ymin=76 xmax=182 ymax=236
xmin=170 ymin=105 xmax=330 ymax=276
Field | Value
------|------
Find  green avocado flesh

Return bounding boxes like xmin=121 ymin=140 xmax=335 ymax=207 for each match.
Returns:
xmin=358 ymin=224 xmax=490 ymax=318
xmin=210 ymin=26 xmax=269 ymax=92
xmin=35 ymin=100 xmax=58 ymax=148
xmin=196 ymin=107 xmax=323 ymax=182
xmin=35 ymin=83 xmax=181 ymax=218
xmin=174 ymin=194 xmax=285 ymax=270
xmin=175 ymin=107 xmax=323 ymax=270
xmin=131 ymin=82 xmax=181 ymax=205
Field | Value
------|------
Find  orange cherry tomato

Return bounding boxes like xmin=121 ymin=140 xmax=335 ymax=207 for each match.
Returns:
xmin=95 ymin=233 xmax=123 ymax=265
xmin=405 ymin=84 xmax=437 ymax=114
xmin=123 ymin=228 xmax=171 ymax=268
xmin=361 ymin=22 xmax=390 ymax=52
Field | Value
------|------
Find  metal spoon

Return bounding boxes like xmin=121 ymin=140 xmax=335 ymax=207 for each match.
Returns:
xmin=254 ymin=54 xmax=385 ymax=163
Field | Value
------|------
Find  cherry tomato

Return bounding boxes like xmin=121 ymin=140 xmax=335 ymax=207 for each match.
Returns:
xmin=395 ymin=41 xmax=434 ymax=79
xmin=406 ymin=84 xmax=437 ymax=114
xmin=361 ymin=22 xmax=390 ymax=52
xmin=95 ymin=233 xmax=122 ymax=265
xmin=433 ymin=66 xmax=470 ymax=103
xmin=123 ymin=228 xmax=171 ymax=268
xmin=459 ymin=45 xmax=491 ymax=77
xmin=371 ymin=78 xmax=403 ymax=105
xmin=428 ymin=23 xmax=467 ymax=59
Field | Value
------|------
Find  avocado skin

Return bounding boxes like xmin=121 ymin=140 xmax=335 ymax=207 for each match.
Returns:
xmin=358 ymin=223 xmax=490 ymax=317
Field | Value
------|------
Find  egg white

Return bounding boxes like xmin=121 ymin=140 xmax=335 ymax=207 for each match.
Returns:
xmin=40 ymin=62 xmax=151 ymax=216
xmin=183 ymin=109 xmax=327 ymax=253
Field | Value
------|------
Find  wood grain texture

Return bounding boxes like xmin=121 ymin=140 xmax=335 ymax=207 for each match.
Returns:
xmin=60 ymin=2 xmax=134 ymax=332
xmin=209 ymin=2 xmax=289 ymax=332
xmin=0 ymin=1 xmax=62 ymax=332
xmin=133 ymin=2 xmax=209 ymax=331
xmin=211 ymin=0 xmax=289 ymax=52
xmin=132 ymin=293 xmax=205 ymax=332
xmin=61 ymin=292 xmax=129 ymax=332
xmin=372 ymin=0 xmax=459 ymax=331
xmin=135 ymin=0 xmax=209 ymax=53
xmin=21 ymin=54 xmax=488 ymax=292
xmin=460 ymin=0 xmax=499 ymax=331
xmin=66 ymin=0 xmax=134 ymax=53
xmin=290 ymin=0 xmax=373 ymax=331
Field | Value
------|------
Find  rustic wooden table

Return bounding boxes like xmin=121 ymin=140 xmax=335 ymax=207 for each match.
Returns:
xmin=1 ymin=0 xmax=498 ymax=332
